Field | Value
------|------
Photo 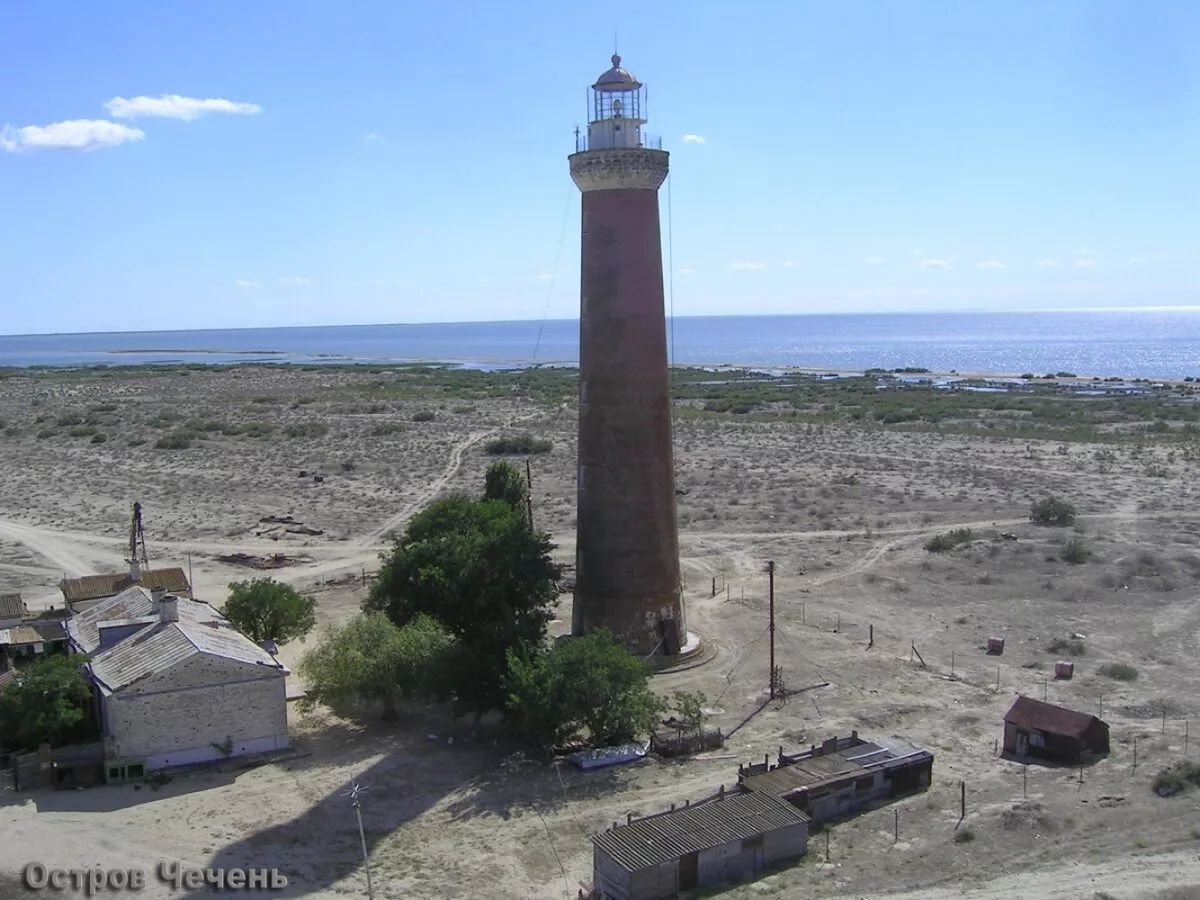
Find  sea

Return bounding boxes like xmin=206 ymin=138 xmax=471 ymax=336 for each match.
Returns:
xmin=2 ymin=309 xmax=1199 ymax=381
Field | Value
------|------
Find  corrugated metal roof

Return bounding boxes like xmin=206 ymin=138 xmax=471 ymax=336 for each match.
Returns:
xmin=66 ymin=586 xmax=156 ymax=652
xmin=0 ymin=623 xmax=64 ymax=646
xmin=1004 ymin=696 xmax=1104 ymax=739
xmin=743 ymin=735 xmax=932 ymax=797
xmin=59 ymin=568 xmax=190 ymax=603
xmin=0 ymin=593 xmax=25 ymax=619
xmin=591 ymin=791 xmax=808 ymax=873
xmin=71 ymin=588 xmax=287 ymax=695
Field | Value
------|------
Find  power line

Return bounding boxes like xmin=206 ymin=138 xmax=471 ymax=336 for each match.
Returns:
xmin=532 ymin=183 xmax=575 ymax=364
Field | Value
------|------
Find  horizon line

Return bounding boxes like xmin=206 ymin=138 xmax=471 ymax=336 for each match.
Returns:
xmin=6 ymin=305 xmax=1200 ymax=340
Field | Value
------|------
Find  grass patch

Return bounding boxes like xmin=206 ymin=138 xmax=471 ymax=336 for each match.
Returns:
xmin=1098 ymin=662 xmax=1139 ymax=681
xmin=90 ymin=433 xmax=107 ymax=444
xmin=484 ymin=433 xmax=553 ymax=455
xmin=221 ymin=421 xmax=275 ymax=437
xmin=411 ymin=410 xmax=436 ymax=422
xmin=925 ymin=528 xmax=974 ymax=553
xmin=954 ymin=827 xmax=975 ymax=844
xmin=67 ymin=425 xmax=98 ymax=437
xmin=371 ymin=422 xmax=406 ymax=436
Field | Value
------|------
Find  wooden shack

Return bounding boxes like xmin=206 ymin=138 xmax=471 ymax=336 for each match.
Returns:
xmin=1003 ymin=696 xmax=1109 ymax=764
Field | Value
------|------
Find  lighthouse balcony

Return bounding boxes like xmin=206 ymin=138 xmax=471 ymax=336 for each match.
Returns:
xmin=575 ymin=131 xmax=662 ymax=153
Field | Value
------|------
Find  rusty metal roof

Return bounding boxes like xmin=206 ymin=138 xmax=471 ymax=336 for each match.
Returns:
xmin=66 ymin=586 xmax=157 ymax=652
xmin=1004 ymin=696 xmax=1105 ymax=738
xmin=592 ymin=791 xmax=808 ymax=873
xmin=59 ymin=568 xmax=190 ymax=604
xmin=0 ymin=593 xmax=25 ymax=619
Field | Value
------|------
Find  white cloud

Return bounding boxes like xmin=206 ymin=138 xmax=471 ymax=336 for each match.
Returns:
xmin=679 ymin=268 xmax=696 ymax=276
xmin=1074 ymin=259 xmax=1097 ymax=268
xmin=0 ymin=119 xmax=144 ymax=152
xmin=866 ymin=257 xmax=885 ymax=265
xmin=920 ymin=258 xmax=952 ymax=270
xmin=536 ymin=273 xmax=554 ymax=281
xmin=681 ymin=134 xmax=706 ymax=144
xmin=780 ymin=260 xmax=794 ymax=268
xmin=363 ymin=132 xmax=383 ymax=143
xmin=235 ymin=280 xmax=263 ymax=289
xmin=103 ymin=95 xmax=262 ymax=121
xmin=976 ymin=260 xmax=1004 ymax=269
xmin=1126 ymin=257 xmax=1145 ymax=265
xmin=280 ymin=276 xmax=312 ymax=288
xmin=1038 ymin=258 xmax=1061 ymax=268
xmin=732 ymin=261 xmax=766 ymax=271
xmin=1075 ymin=247 xmax=1094 ymax=257
xmin=911 ymin=249 xmax=923 ymax=257
xmin=478 ymin=276 xmax=491 ymax=284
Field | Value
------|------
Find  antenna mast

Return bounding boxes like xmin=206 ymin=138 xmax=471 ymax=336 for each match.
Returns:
xmin=129 ymin=501 xmax=149 ymax=571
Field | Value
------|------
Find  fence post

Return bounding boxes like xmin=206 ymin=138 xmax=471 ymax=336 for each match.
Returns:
xmin=959 ymin=781 xmax=966 ymax=821
xmin=893 ymin=809 xmax=898 ymax=843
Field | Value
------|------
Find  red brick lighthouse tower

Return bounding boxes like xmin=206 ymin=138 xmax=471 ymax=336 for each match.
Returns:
xmin=569 ymin=54 xmax=686 ymax=657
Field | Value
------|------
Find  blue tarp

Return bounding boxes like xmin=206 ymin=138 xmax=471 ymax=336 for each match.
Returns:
xmin=568 ymin=742 xmax=648 ymax=771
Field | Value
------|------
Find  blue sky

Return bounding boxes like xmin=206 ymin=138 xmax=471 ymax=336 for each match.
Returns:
xmin=1 ymin=0 xmax=1198 ymax=335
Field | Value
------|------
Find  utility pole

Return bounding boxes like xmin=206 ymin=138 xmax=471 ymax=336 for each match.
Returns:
xmin=768 ymin=560 xmax=776 ymax=700
xmin=344 ymin=782 xmax=374 ymax=899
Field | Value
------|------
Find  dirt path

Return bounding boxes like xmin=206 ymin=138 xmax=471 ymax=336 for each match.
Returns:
xmin=869 ymin=846 xmax=1200 ymax=899
xmin=0 ymin=519 xmax=117 ymax=578
xmin=365 ymin=428 xmax=496 ymax=543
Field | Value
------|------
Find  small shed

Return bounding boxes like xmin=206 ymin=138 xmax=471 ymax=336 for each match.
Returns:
xmin=592 ymin=791 xmax=808 ymax=900
xmin=1003 ymin=696 xmax=1109 ymax=764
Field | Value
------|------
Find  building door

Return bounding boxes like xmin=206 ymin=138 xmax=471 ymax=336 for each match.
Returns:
xmin=1016 ymin=732 xmax=1028 ymax=756
xmin=679 ymin=852 xmax=698 ymax=891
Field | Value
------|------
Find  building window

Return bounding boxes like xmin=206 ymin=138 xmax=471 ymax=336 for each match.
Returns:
xmin=1030 ymin=731 xmax=1045 ymax=748
xmin=742 ymin=834 xmax=764 ymax=851
xmin=578 ymin=465 xmax=587 ymax=490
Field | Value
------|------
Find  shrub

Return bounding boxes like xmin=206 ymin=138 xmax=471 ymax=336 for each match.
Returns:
xmin=90 ymin=433 xmax=107 ymax=444
xmin=954 ymin=827 xmax=975 ymax=843
xmin=155 ymin=431 xmax=195 ymax=450
xmin=371 ymin=422 xmax=406 ymax=436
xmin=412 ymin=410 xmax=436 ymax=422
xmin=484 ymin=434 xmax=553 ymax=455
xmin=1152 ymin=760 xmax=1200 ymax=797
xmin=1062 ymin=539 xmax=1091 ymax=565
xmin=283 ymin=422 xmax=329 ymax=439
xmin=67 ymin=425 xmax=97 ymax=437
xmin=925 ymin=528 xmax=974 ymax=553
xmin=1047 ymin=636 xmax=1085 ymax=656
xmin=1098 ymin=662 xmax=1139 ymax=681
xmin=1030 ymin=496 xmax=1077 ymax=526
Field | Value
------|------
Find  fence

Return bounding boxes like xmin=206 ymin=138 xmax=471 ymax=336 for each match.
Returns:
xmin=650 ymin=728 xmax=724 ymax=757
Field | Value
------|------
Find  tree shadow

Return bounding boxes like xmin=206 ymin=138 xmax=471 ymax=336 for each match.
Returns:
xmin=204 ymin=713 xmax=634 ymax=897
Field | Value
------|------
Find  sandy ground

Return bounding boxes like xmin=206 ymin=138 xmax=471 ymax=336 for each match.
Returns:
xmin=2 ymin=366 xmax=1200 ymax=899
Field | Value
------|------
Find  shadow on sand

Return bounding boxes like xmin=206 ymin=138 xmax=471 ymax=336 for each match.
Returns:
xmin=203 ymin=714 xmax=635 ymax=897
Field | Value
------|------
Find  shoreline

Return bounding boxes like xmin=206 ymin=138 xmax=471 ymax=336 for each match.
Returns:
xmin=2 ymin=354 xmax=1192 ymax=388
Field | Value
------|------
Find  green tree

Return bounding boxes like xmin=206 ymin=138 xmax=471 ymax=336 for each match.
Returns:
xmin=0 ymin=654 xmax=95 ymax=751
xmin=296 ymin=612 xmax=452 ymax=720
xmin=670 ymin=690 xmax=710 ymax=736
xmin=504 ymin=630 xmax=666 ymax=749
xmin=483 ymin=460 xmax=528 ymax=510
xmin=223 ymin=577 xmax=317 ymax=644
xmin=1030 ymin=495 xmax=1077 ymax=526
xmin=365 ymin=494 xmax=561 ymax=715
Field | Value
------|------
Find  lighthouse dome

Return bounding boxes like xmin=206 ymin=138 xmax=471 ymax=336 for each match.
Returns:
xmin=593 ymin=54 xmax=641 ymax=92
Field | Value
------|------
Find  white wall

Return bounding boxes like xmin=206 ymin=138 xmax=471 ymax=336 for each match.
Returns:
xmin=104 ymin=654 xmax=287 ymax=768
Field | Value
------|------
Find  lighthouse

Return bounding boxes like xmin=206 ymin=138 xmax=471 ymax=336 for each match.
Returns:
xmin=569 ymin=54 xmax=686 ymax=657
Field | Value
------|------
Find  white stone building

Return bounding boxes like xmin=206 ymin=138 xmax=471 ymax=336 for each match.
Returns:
xmin=65 ymin=586 xmax=289 ymax=776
